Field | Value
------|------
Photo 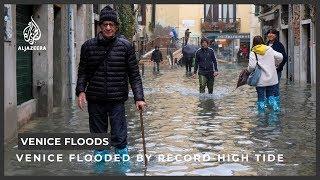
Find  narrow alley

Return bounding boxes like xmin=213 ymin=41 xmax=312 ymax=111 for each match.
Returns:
xmin=4 ymin=62 xmax=316 ymax=176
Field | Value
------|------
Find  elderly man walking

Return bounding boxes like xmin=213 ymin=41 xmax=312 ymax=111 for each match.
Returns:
xmin=76 ymin=5 xmax=146 ymax=159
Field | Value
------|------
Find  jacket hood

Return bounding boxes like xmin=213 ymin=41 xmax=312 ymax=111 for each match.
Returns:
xmin=252 ymin=44 xmax=269 ymax=55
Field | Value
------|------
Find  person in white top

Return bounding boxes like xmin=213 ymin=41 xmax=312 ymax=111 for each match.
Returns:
xmin=248 ymin=36 xmax=283 ymax=113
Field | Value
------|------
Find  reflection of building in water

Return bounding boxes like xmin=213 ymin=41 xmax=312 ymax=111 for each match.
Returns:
xmin=202 ymin=4 xmax=252 ymax=61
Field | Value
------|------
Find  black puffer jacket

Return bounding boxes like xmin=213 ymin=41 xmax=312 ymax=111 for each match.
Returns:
xmin=151 ymin=49 xmax=163 ymax=63
xmin=75 ymin=33 xmax=144 ymax=102
xmin=267 ymin=40 xmax=288 ymax=72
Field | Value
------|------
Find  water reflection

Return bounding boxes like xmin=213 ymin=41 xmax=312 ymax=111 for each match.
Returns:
xmin=197 ymin=98 xmax=217 ymax=113
xmin=4 ymin=63 xmax=316 ymax=176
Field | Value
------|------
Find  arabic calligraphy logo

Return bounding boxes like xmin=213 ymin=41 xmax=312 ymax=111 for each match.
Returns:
xmin=23 ymin=16 xmax=41 ymax=45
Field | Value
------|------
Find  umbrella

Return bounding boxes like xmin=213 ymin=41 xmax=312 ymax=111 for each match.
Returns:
xmin=182 ymin=44 xmax=199 ymax=57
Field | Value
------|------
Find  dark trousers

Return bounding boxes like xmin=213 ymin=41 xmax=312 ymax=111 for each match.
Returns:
xmin=153 ymin=62 xmax=160 ymax=72
xmin=256 ymin=85 xmax=276 ymax=102
xmin=88 ymin=101 xmax=127 ymax=149
xmin=185 ymin=58 xmax=192 ymax=73
xmin=274 ymin=71 xmax=282 ymax=97
xmin=199 ymin=74 xmax=214 ymax=94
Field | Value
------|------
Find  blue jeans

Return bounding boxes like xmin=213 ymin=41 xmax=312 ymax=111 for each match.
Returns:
xmin=256 ymin=85 xmax=276 ymax=102
xmin=88 ymin=101 xmax=127 ymax=149
xmin=274 ymin=72 xmax=281 ymax=97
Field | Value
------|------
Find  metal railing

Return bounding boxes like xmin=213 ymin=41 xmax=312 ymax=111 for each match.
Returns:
xmin=182 ymin=37 xmax=200 ymax=46
xmin=144 ymin=36 xmax=171 ymax=53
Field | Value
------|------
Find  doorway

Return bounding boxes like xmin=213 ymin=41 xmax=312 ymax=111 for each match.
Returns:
xmin=53 ymin=5 xmax=62 ymax=107
xmin=302 ymin=23 xmax=311 ymax=83
xmin=16 ymin=5 xmax=33 ymax=105
xmin=281 ymin=29 xmax=288 ymax=79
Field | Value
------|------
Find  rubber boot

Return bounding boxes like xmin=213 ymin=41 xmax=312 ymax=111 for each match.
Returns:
xmin=94 ymin=160 xmax=107 ymax=174
xmin=94 ymin=150 xmax=110 ymax=162
xmin=264 ymin=98 xmax=268 ymax=108
xmin=274 ymin=96 xmax=281 ymax=108
xmin=257 ymin=101 xmax=266 ymax=113
xmin=268 ymin=96 xmax=280 ymax=112
xmin=115 ymin=146 xmax=129 ymax=160
xmin=114 ymin=146 xmax=131 ymax=173
xmin=94 ymin=149 xmax=110 ymax=157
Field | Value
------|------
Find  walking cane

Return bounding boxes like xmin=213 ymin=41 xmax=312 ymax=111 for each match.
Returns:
xmin=139 ymin=109 xmax=148 ymax=168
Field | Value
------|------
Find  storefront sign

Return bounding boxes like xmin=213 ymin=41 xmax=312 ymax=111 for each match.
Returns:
xmin=216 ymin=34 xmax=250 ymax=39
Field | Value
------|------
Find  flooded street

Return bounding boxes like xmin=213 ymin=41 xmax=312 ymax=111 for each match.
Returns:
xmin=4 ymin=62 xmax=316 ymax=176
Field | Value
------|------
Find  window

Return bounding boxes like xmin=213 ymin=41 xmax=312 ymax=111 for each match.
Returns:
xmin=219 ymin=4 xmax=222 ymax=19
xmin=223 ymin=4 xmax=228 ymax=21
xmin=229 ymin=4 xmax=234 ymax=22
xmin=93 ymin=4 xmax=99 ymax=14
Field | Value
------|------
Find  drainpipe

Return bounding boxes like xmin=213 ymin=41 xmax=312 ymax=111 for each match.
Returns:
xmin=91 ymin=5 xmax=95 ymax=38
xmin=67 ymin=5 xmax=76 ymax=101
xmin=152 ymin=3 xmax=156 ymax=29
xmin=288 ymin=4 xmax=294 ymax=82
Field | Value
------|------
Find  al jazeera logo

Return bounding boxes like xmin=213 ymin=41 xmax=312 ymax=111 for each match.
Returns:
xmin=18 ymin=16 xmax=46 ymax=51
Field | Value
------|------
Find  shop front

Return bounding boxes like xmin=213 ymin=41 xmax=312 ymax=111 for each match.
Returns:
xmin=204 ymin=33 xmax=250 ymax=61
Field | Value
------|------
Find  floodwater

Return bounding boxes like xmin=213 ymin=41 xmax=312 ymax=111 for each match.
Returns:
xmin=4 ymin=62 xmax=316 ymax=176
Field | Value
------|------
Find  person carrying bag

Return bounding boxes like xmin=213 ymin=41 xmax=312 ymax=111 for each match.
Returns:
xmin=247 ymin=52 xmax=262 ymax=86
xmin=247 ymin=36 xmax=283 ymax=113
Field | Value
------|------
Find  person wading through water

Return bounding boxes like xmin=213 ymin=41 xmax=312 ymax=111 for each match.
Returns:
xmin=192 ymin=37 xmax=219 ymax=94
xmin=151 ymin=45 xmax=163 ymax=73
xmin=76 ymin=5 xmax=146 ymax=160
xmin=266 ymin=29 xmax=288 ymax=108
xmin=248 ymin=35 xmax=283 ymax=113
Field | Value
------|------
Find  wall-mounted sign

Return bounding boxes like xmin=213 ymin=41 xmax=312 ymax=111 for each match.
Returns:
xmin=182 ymin=20 xmax=195 ymax=28
xmin=204 ymin=32 xmax=250 ymax=40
